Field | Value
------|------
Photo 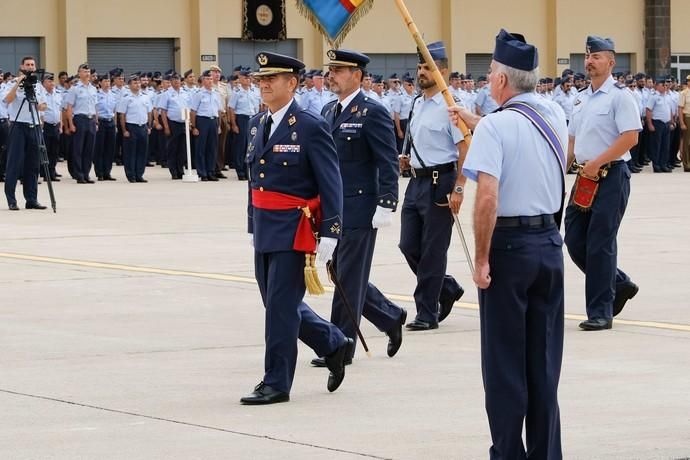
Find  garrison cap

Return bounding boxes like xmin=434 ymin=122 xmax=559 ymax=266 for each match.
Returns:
xmin=493 ymin=29 xmax=539 ymax=71
xmin=574 ymin=73 xmax=586 ymax=81
xmin=311 ymin=69 xmax=324 ymax=77
xmin=201 ymin=70 xmax=212 ymax=78
xmin=238 ymin=68 xmax=251 ymax=77
xmin=418 ymin=41 xmax=447 ymax=63
xmin=230 ymin=74 xmax=239 ymax=81
xmin=449 ymin=71 xmax=461 ymax=79
xmin=42 ymin=72 xmax=55 ymax=81
xmin=477 ymin=75 xmax=487 ymax=82
xmin=388 ymin=73 xmax=400 ymax=81
xmin=586 ymin=36 xmax=615 ymax=53
xmin=153 ymin=71 xmax=162 ymax=80
xmin=561 ymin=68 xmax=574 ymax=78
xmin=127 ymin=73 xmax=140 ymax=83
xmin=402 ymin=73 xmax=415 ymax=84
xmin=183 ymin=69 xmax=194 ymax=78
xmin=464 ymin=73 xmax=473 ymax=81
xmin=252 ymin=52 xmax=305 ymax=77
xmin=325 ymin=49 xmax=370 ymax=68
xmin=634 ymin=72 xmax=646 ymax=80
xmin=372 ymin=74 xmax=383 ymax=84
xmin=97 ymin=74 xmax=111 ymax=82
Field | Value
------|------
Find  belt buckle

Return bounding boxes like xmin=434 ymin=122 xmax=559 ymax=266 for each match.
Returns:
xmin=432 ymin=170 xmax=439 ymax=185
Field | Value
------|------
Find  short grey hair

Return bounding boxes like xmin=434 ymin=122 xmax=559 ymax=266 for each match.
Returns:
xmin=493 ymin=62 xmax=539 ymax=93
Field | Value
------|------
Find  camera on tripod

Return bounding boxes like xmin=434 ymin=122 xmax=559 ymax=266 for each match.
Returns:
xmin=19 ymin=69 xmax=44 ymax=100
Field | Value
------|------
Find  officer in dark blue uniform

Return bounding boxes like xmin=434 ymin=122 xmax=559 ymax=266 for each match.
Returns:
xmin=566 ymin=36 xmax=642 ymax=330
xmin=241 ymin=52 xmax=352 ymax=405
xmin=399 ymin=42 xmax=466 ymax=331
xmin=454 ymin=29 xmax=568 ymax=459
xmin=309 ymin=49 xmax=406 ymax=367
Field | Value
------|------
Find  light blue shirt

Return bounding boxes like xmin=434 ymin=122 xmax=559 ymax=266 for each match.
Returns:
xmin=475 ymin=86 xmax=499 ymax=116
xmin=0 ymin=85 xmax=10 ymax=119
xmin=381 ymin=93 xmax=396 ymax=118
xmin=156 ymin=88 xmax=190 ymax=123
xmin=409 ymin=91 xmax=463 ymax=168
xmin=41 ymin=90 xmax=62 ymax=124
xmin=463 ymin=92 xmax=567 ymax=216
xmin=64 ymin=81 xmax=97 ymax=116
xmin=4 ymin=82 xmax=47 ymax=123
xmin=569 ymin=76 xmax=642 ymax=163
xmin=116 ymin=91 xmax=152 ymax=125
xmin=552 ymin=89 xmax=577 ymax=121
xmin=303 ymin=88 xmax=331 ymax=116
xmin=645 ymin=92 xmax=672 ymax=122
xmin=96 ymin=89 xmax=118 ymax=120
xmin=190 ymin=88 xmax=220 ymax=117
xmin=392 ymin=92 xmax=415 ymax=120
xmin=228 ymin=87 xmax=260 ymax=116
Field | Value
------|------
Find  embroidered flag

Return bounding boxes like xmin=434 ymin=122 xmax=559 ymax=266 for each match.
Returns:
xmin=295 ymin=0 xmax=374 ymax=47
xmin=243 ymin=0 xmax=287 ymax=41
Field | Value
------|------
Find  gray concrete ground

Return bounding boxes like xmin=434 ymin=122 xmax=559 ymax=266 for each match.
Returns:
xmin=1 ymin=164 xmax=689 ymax=460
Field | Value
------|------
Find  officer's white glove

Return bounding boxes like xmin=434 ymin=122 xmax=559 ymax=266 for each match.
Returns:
xmin=248 ymin=233 xmax=254 ymax=249
xmin=372 ymin=206 xmax=394 ymax=229
xmin=315 ymin=237 xmax=338 ymax=265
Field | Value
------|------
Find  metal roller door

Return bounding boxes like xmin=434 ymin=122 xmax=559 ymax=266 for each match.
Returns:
xmin=0 ymin=37 xmax=41 ymax=74
xmin=218 ymin=39 xmax=298 ymax=74
xmin=365 ymin=54 xmax=418 ymax=80
xmin=465 ymin=54 xmax=492 ymax=79
xmin=87 ymin=38 xmax=175 ymax=75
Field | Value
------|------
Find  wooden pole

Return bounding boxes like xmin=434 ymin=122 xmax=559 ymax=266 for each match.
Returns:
xmin=393 ymin=0 xmax=472 ymax=145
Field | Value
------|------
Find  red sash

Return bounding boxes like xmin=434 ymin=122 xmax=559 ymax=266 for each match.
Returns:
xmin=251 ymin=189 xmax=321 ymax=252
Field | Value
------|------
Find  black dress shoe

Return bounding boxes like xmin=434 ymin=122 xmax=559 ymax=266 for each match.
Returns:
xmin=8 ymin=203 xmax=19 ymax=211
xmin=104 ymin=176 xmax=117 ymax=181
xmin=200 ymin=176 xmax=209 ymax=182
xmin=146 ymin=162 xmax=155 ymax=167
xmin=240 ymin=382 xmax=290 ymax=405
xmin=85 ymin=178 xmax=95 ymax=184
xmin=26 ymin=202 xmax=47 ymax=210
xmin=405 ymin=319 xmax=439 ymax=331
xmin=136 ymin=178 xmax=148 ymax=183
xmin=325 ymin=337 xmax=354 ymax=392
xmin=613 ymin=281 xmax=639 ymax=317
xmin=128 ymin=178 xmax=137 ymax=183
xmin=439 ymin=286 xmax=464 ymax=323
xmin=386 ymin=309 xmax=407 ymax=357
xmin=97 ymin=176 xmax=104 ymax=181
xmin=215 ymin=172 xmax=228 ymax=179
xmin=237 ymin=176 xmax=248 ymax=181
xmin=662 ymin=167 xmax=673 ymax=173
xmin=578 ymin=318 xmax=612 ymax=331
xmin=77 ymin=179 xmax=87 ymax=184
xmin=50 ymin=177 xmax=61 ymax=182
xmin=311 ymin=338 xmax=355 ymax=368
xmin=207 ymin=176 xmax=219 ymax=181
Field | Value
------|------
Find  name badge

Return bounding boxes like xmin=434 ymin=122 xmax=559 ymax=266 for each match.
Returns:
xmin=340 ymin=123 xmax=363 ymax=130
xmin=273 ymin=145 xmax=301 ymax=153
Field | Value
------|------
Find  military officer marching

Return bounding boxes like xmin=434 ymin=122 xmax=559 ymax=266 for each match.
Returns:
xmin=241 ymin=52 xmax=352 ymax=405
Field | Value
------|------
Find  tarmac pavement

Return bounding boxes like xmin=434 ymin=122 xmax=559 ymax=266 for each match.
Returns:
xmin=0 ymin=164 xmax=689 ymax=460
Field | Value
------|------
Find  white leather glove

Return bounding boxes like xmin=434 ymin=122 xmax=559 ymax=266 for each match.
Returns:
xmin=248 ymin=233 xmax=254 ymax=249
xmin=372 ymin=206 xmax=394 ymax=229
xmin=316 ymin=237 xmax=338 ymax=265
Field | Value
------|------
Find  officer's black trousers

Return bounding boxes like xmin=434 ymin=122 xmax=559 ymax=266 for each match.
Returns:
xmin=94 ymin=119 xmax=116 ymax=178
xmin=479 ymin=225 xmax=564 ymax=460
xmin=71 ymin=115 xmax=96 ymax=181
xmin=123 ymin=124 xmax=148 ymax=181
xmin=194 ymin=116 xmax=218 ymax=178
xmin=0 ymin=118 xmax=10 ymax=178
xmin=231 ymin=114 xmax=250 ymax=179
xmin=4 ymin=122 xmax=39 ymax=206
xmin=42 ymin=123 xmax=60 ymax=179
xmin=648 ymin=120 xmax=670 ymax=171
xmin=166 ymin=121 xmax=187 ymax=178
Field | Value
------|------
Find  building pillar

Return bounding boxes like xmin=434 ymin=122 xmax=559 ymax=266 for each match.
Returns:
xmin=645 ymin=0 xmax=671 ymax=78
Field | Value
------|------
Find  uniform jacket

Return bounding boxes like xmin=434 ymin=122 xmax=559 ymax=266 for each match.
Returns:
xmin=321 ymin=91 xmax=399 ymax=229
xmin=247 ymin=99 xmax=343 ymax=253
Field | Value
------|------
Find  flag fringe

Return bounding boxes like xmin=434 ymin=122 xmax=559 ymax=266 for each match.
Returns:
xmin=294 ymin=0 xmax=375 ymax=47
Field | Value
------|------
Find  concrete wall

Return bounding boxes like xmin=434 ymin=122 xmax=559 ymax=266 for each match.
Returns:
xmin=0 ymin=0 xmax=685 ymax=76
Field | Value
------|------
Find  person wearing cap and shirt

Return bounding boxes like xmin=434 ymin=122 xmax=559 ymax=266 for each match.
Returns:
xmin=645 ymin=77 xmax=674 ymax=173
xmin=182 ymin=69 xmax=198 ymax=95
xmin=370 ymin=75 xmax=386 ymax=105
xmin=116 ymin=74 xmax=153 ymax=183
xmin=109 ymin=68 xmax=127 ymax=167
xmin=190 ymin=70 xmax=222 ymax=181
xmin=241 ymin=51 xmax=352 ymax=405
xmin=678 ymin=75 xmax=690 ymax=171
xmin=227 ymin=68 xmax=259 ymax=181
xmin=157 ymin=73 xmax=190 ymax=180
xmin=553 ymin=77 xmax=577 ymax=125
xmin=3 ymin=56 xmax=48 ymax=210
xmin=393 ymin=73 xmax=416 ymax=155
xmin=667 ymin=77 xmax=682 ymax=169
xmin=94 ymin=74 xmax=118 ymax=181
xmin=207 ymin=64 xmax=229 ymax=179
xmin=302 ymin=70 xmax=329 ymax=116
xmin=64 ymin=63 xmax=98 ymax=183
xmin=0 ymin=77 xmax=10 ymax=182
xmin=361 ymin=73 xmax=376 ymax=99
xmin=39 ymin=73 xmax=62 ymax=182
xmin=398 ymin=41 xmax=466 ymax=331
xmin=450 ymin=29 xmax=567 ymax=460
xmin=474 ymin=77 xmax=500 ymax=116
xmin=307 ymin=49 xmax=406 ymax=368
xmin=566 ymin=36 xmax=642 ymax=331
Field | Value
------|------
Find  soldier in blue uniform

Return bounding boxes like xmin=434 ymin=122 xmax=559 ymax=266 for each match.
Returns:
xmin=399 ymin=41 xmax=466 ymax=331
xmin=64 ymin=63 xmax=98 ymax=183
xmin=308 ymin=49 xmax=407 ymax=367
xmin=453 ymin=29 xmax=567 ymax=460
xmin=241 ymin=52 xmax=352 ymax=405
xmin=566 ymin=36 xmax=642 ymax=330
xmin=190 ymin=70 xmax=222 ymax=181
xmin=393 ymin=73 xmax=416 ymax=154
xmin=116 ymin=74 xmax=153 ymax=183
xmin=40 ymin=73 xmax=62 ymax=182
xmin=227 ymin=68 xmax=259 ymax=181
xmin=94 ymin=74 xmax=118 ymax=181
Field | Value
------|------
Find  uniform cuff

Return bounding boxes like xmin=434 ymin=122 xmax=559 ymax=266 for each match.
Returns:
xmin=377 ymin=193 xmax=398 ymax=211
xmin=320 ymin=216 xmax=342 ymax=239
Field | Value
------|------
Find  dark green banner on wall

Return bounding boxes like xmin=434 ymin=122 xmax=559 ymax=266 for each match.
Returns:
xmin=243 ymin=0 xmax=286 ymax=41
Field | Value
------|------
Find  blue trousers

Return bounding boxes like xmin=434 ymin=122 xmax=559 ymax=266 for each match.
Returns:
xmin=255 ymin=250 xmax=346 ymax=393
xmin=4 ymin=122 xmax=39 ymax=206
xmin=564 ymin=162 xmax=631 ymax=320
xmin=42 ymin=123 xmax=60 ymax=178
xmin=0 ymin=118 xmax=9 ymax=177
xmin=94 ymin=119 xmax=116 ymax=178
xmin=231 ymin=114 xmax=250 ymax=179
xmin=123 ymin=124 xmax=148 ymax=181
xmin=166 ymin=120 xmax=187 ymax=178
xmin=479 ymin=225 xmax=564 ymax=460
xmin=331 ymin=228 xmax=404 ymax=359
xmin=399 ymin=174 xmax=463 ymax=323
xmin=194 ymin=116 xmax=218 ymax=178
xmin=71 ymin=115 xmax=96 ymax=181
xmin=648 ymin=120 xmax=670 ymax=171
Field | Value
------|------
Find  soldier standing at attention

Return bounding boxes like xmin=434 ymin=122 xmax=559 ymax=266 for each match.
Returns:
xmin=117 ymin=74 xmax=153 ymax=183
xmin=241 ymin=52 xmax=352 ymax=405
xmin=399 ymin=42 xmax=466 ymax=331
xmin=64 ymin=63 xmax=98 ymax=183
xmin=190 ymin=70 xmax=222 ymax=182
xmin=566 ymin=36 xmax=642 ymax=330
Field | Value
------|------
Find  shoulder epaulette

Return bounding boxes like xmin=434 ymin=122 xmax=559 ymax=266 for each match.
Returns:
xmin=614 ymin=82 xmax=626 ymax=89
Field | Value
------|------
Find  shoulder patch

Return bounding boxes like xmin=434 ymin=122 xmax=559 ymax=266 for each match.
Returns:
xmin=452 ymin=95 xmax=461 ymax=104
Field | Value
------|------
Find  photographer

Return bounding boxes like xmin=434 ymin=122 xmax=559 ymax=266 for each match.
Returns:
xmin=2 ymin=56 xmax=48 ymax=210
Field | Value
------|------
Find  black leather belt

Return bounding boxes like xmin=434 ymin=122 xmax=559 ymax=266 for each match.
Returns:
xmin=74 ymin=114 xmax=96 ymax=120
xmin=411 ymin=162 xmax=456 ymax=178
xmin=495 ymin=214 xmax=555 ymax=228
xmin=98 ymin=117 xmax=114 ymax=122
xmin=44 ymin=122 xmax=59 ymax=127
xmin=197 ymin=115 xmax=217 ymax=120
xmin=126 ymin=122 xmax=148 ymax=128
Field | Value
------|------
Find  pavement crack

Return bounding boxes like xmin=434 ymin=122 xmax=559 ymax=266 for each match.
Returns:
xmin=0 ymin=389 xmax=392 ymax=460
